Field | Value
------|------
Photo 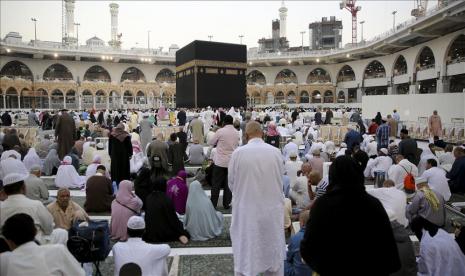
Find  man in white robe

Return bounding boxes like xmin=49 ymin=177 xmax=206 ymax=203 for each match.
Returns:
xmin=284 ymin=152 xmax=303 ymax=187
xmin=367 ymin=179 xmax=408 ymax=227
xmin=417 ymin=228 xmax=465 ymax=276
xmin=420 ymin=159 xmax=451 ymax=201
xmin=228 ymin=121 xmax=285 ymax=276
xmin=388 ymin=155 xmax=419 ymax=190
xmin=364 ymin=148 xmax=392 ymax=178
xmin=282 ymin=138 xmax=298 ymax=161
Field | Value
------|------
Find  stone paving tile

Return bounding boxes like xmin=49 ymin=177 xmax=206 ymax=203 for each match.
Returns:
xmin=178 ymin=254 xmax=234 ymax=276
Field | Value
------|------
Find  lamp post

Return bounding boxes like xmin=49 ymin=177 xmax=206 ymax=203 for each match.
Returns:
xmin=208 ymin=35 xmax=213 ymax=41
xmin=74 ymin=23 xmax=80 ymax=47
xmin=360 ymin=20 xmax=365 ymax=43
xmin=239 ymin=34 xmax=244 ymax=44
xmin=31 ymin=18 xmax=37 ymax=45
xmin=392 ymin=11 xmax=397 ymax=31
xmin=300 ymin=31 xmax=305 ymax=51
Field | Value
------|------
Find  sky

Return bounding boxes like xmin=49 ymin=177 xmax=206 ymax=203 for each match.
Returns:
xmin=0 ymin=1 xmax=426 ymax=50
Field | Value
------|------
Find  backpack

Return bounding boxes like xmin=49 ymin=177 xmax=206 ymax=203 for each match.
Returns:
xmin=67 ymin=220 xmax=110 ymax=263
xmin=401 ymin=165 xmax=416 ymax=194
xmin=152 ymin=155 xmax=163 ymax=168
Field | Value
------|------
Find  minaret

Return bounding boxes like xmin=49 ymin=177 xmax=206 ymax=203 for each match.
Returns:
xmin=279 ymin=1 xmax=288 ymax=38
xmin=109 ymin=3 xmax=121 ymax=48
xmin=64 ymin=0 xmax=77 ymax=45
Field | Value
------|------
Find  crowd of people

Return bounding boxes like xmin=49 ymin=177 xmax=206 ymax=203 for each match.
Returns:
xmin=0 ymin=106 xmax=464 ymax=275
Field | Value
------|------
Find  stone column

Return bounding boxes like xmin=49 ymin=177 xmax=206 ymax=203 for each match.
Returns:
xmin=92 ymin=93 xmax=96 ymax=109
xmin=106 ymin=95 xmax=110 ymax=110
xmin=63 ymin=95 xmax=66 ymax=109
xmin=356 ymin=88 xmax=363 ymax=103
xmin=78 ymin=88 xmax=82 ymax=110
xmin=409 ymin=84 xmax=417 ymax=94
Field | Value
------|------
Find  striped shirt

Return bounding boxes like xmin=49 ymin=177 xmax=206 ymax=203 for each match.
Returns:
xmin=376 ymin=123 xmax=391 ymax=147
xmin=315 ymin=178 xmax=329 ymax=199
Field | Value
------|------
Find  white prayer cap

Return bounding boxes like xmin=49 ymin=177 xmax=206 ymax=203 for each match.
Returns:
xmin=289 ymin=151 xmax=298 ymax=158
xmin=62 ymin=156 xmax=72 ymax=165
xmin=415 ymin=177 xmax=427 ymax=185
xmin=1 ymin=158 xmax=29 ymax=186
xmin=1 ymin=150 xmax=21 ymax=161
xmin=96 ymin=143 xmax=104 ymax=149
xmin=340 ymin=142 xmax=347 ymax=148
xmin=379 ymin=148 xmax=388 ymax=155
xmin=279 ymin=118 xmax=287 ymax=125
xmin=368 ymin=136 xmax=375 ymax=142
xmin=127 ymin=216 xmax=145 ymax=230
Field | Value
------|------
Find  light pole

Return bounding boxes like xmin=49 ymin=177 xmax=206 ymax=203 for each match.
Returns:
xmin=239 ymin=35 xmax=244 ymax=44
xmin=147 ymin=30 xmax=151 ymax=52
xmin=208 ymin=35 xmax=213 ymax=41
xmin=74 ymin=23 xmax=80 ymax=47
xmin=360 ymin=20 xmax=365 ymax=43
xmin=31 ymin=18 xmax=37 ymax=45
xmin=392 ymin=11 xmax=397 ymax=31
xmin=300 ymin=31 xmax=305 ymax=51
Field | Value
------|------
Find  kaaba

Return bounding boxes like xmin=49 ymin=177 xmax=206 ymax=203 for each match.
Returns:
xmin=176 ymin=40 xmax=247 ymax=108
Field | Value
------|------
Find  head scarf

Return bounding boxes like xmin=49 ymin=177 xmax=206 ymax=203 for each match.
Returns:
xmin=43 ymin=149 xmax=61 ymax=176
xmin=184 ymin=180 xmax=223 ymax=241
xmin=132 ymin=140 xmax=141 ymax=154
xmin=111 ymin=123 xmax=129 ymax=142
xmin=23 ymin=147 xmax=42 ymax=172
xmin=267 ymin=123 xmax=279 ymax=136
xmin=116 ymin=180 xmax=137 ymax=205
xmin=327 ymin=155 xmax=365 ymax=194
xmin=419 ymin=186 xmax=440 ymax=212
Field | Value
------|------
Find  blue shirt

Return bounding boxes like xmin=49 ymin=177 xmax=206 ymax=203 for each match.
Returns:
xmin=285 ymin=227 xmax=313 ymax=276
xmin=283 ymin=175 xmax=290 ymax=198
xmin=344 ymin=129 xmax=362 ymax=151
xmin=81 ymin=111 xmax=89 ymax=120
xmin=376 ymin=123 xmax=390 ymax=146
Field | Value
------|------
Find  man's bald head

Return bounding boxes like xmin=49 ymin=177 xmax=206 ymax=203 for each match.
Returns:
xmin=308 ymin=171 xmax=322 ymax=186
xmin=245 ymin=121 xmax=263 ymax=141
xmin=301 ymin=163 xmax=312 ymax=175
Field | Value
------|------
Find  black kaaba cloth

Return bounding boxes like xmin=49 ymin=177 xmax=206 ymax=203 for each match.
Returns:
xmin=176 ymin=40 xmax=247 ymax=108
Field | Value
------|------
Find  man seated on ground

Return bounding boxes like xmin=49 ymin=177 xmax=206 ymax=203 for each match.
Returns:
xmin=73 ymin=135 xmax=85 ymax=158
xmin=47 ymin=188 xmax=88 ymax=230
xmin=406 ymin=177 xmax=445 ymax=228
xmin=433 ymin=135 xmax=447 ymax=149
xmin=36 ymin=134 xmax=52 ymax=159
xmin=55 ymin=156 xmax=86 ymax=189
xmin=306 ymin=171 xmax=328 ymax=202
xmin=367 ymin=179 xmax=408 ymax=227
xmin=113 ymin=216 xmax=171 ymax=276
xmin=0 ymin=158 xmax=68 ymax=245
xmin=188 ymin=139 xmax=205 ymax=165
xmin=438 ymin=144 xmax=455 ymax=166
xmin=82 ymin=142 xmax=97 ymax=166
xmin=364 ymin=148 xmax=392 ymax=178
xmin=446 ymin=146 xmax=465 ymax=194
xmin=285 ymin=152 xmax=303 ymax=187
xmin=284 ymin=210 xmax=312 ymax=276
xmin=289 ymin=163 xmax=311 ymax=210
xmin=84 ymin=165 xmax=113 ymax=213
xmin=421 ymin=159 xmax=451 ymax=201
xmin=0 ymin=213 xmax=85 ymax=276
xmin=93 ymin=142 xmax=111 ymax=172
xmin=24 ymin=165 xmax=52 ymax=205
xmin=388 ymin=154 xmax=419 ymax=190
xmin=308 ymin=148 xmax=324 ymax=177
xmin=282 ymin=137 xmax=298 ymax=161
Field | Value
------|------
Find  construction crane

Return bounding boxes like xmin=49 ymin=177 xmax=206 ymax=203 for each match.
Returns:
xmin=411 ymin=0 xmax=428 ymax=17
xmin=340 ymin=0 xmax=362 ymax=45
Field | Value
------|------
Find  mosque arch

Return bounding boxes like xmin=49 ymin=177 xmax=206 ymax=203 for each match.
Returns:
xmin=299 ymin=90 xmax=309 ymax=103
xmin=446 ymin=34 xmax=465 ymax=65
xmin=83 ymin=65 xmax=111 ymax=82
xmin=275 ymin=91 xmax=285 ymax=104
xmin=415 ymin=46 xmax=435 ymax=71
xmin=121 ymin=67 xmax=146 ymax=82
xmin=247 ymin=70 xmax=267 ymax=85
xmin=337 ymin=65 xmax=355 ymax=82
xmin=81 ymin=90 xmax=94 ymax=108
xmin=274 ymin=69 xmax=298 ymax=84
xmin=109 ymin=90 xmax=121 ymax=109
xmin=311 ymin=90 xmax=321 ymax=103
xmin=156 ymin=68 xmax=175 ymax=83
xmin=364 ymin=60 xmax=386 ymax=79
xmin=50 ymin=89 xmax=64 ymax=109
xmin=323 ymin=90 xmax=334 ymax=103
xmin=66 ymin=90 xmax=77 ymax=109
xmin=337 ymin=91 xmax=345 ymax=103
xmin=0 ymin=60 xmax=33 ymax=80
xmin=43 ymin=63 xmax=73 ymax=81
xmin=307 ymin=68 xmax=331 ymax=84
xmin=287 ymin=91 xmax=296 ymax=104
xmin=393 ymin=55 xmax=408 ymax=76
xmin=136 ymin=90 xmax=146 ymax=104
